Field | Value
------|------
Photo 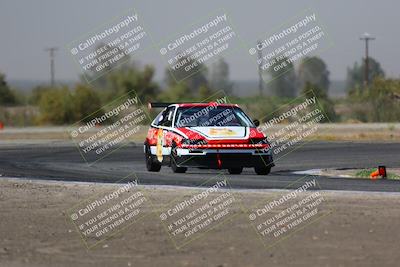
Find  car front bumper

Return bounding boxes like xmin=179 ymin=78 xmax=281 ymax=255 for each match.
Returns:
xmin=174 ymin=148 xmax=274 ymax=169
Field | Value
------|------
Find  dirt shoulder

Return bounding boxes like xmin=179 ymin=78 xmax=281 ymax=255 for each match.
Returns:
xmin=0 ymin=178 xmax=399 ymax=267
xmin=0 ymin=123 xmax=399 ymax=143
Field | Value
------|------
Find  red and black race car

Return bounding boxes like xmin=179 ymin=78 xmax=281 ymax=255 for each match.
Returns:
xmin=144 ymin=102 xmax=274 ymax=175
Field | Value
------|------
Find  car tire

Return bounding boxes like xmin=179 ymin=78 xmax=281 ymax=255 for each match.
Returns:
xmin=228 ymin=167 xmax=243 ymax=174
xmin=145 ymin=143 xmax=161 ymax=172
xmin=171 ymin=143 xmax=187 ymax=173
xmin=254 ymin=166 xmax=271 ymax=175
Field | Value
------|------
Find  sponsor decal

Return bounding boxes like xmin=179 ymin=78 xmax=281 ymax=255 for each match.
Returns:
xmin=209 ymin=128 xmax=237 ymax=137
xmin=156 ymin=128 xmax=164 ymax=162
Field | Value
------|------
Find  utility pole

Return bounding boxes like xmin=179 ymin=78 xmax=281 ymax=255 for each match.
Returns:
xmin=359 ymin=33 xmax=375 ymax=87
xmin=45 ymin=47 xmax=58 ymax=87
xmin=257 ymin=40 xmax=264 ymax=96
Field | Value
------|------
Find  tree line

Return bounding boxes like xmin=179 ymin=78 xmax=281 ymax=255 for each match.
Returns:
xmin=0 ymin=47 xmax=398 ymax=125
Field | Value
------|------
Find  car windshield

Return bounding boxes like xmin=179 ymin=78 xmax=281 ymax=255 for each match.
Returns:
xmin=175 ymin=106 xmax=254 ymax=127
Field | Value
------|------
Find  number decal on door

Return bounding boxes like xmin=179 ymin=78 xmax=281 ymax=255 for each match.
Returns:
xmin=156 ymin=128 xmax=164 ymax=162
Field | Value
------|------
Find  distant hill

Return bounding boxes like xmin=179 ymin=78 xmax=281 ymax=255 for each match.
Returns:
xmin=8 ymin=79 xmax=77 ymax=92
xmin=232 ymin=80 xmax=347 ymax=98
xmin=8 ymin=78 xmax=348 ymax=98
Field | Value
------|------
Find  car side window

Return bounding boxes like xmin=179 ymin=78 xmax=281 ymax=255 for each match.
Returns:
xmin=159 ymin=107 xmax=175 ymax=127
xmin=152 ymin=111 xmax=163 ymax=126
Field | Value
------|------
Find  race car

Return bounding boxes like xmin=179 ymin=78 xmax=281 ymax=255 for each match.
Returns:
xmin=144 ymin=102 xmax=274 ymax=175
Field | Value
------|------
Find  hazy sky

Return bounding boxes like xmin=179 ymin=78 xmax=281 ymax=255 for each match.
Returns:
xmin=1 ymin=0 xmax=399 ymax=82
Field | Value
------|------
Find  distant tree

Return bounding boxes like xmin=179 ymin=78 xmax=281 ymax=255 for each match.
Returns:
xmin=0 ymin=73 xmax=16 ymax=105
xmin=349 ymin=77 xmax=400 ymax=122
xmin=165 ymin=54 xmax=208 ymax=96
xmin=30 ymin=86 xmax=52 ymax=105
xmin=106 ymin=64 xmax=159 ymax=102
xmin=37 ymin=87 xmax=74 ymax=124
xmin=266 ymin=56 xmax=296 ymax=97
xmin=301 ymin=82 xmax=337 ymax=122
xmin=82 ymin=53 xmax=159 ymax=104
xmin=79 ymin=42 xmax=161 ymax=104
xmin=346 ymin=57 xmax=385 ymax=92
xmin=198 ymin=85 xmax=214 ymax=100
xmin=72 ymin=84 xmax=103 ymax=122
xmin=297 ymin=56 xmax=330 ymax=93
xmin=83 ymin=43 xmax=130 ymax=84
xmin=32 ymin=83 xmax=104 ymax=125
xmin=159 ymin=83 xmax=192 ymax=102
xmin=209 ymin=58 xmax=233 ymax=94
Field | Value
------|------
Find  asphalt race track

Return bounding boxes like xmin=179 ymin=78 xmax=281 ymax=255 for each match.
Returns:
xmin=0 ymin=141 xmax=399 ymax=192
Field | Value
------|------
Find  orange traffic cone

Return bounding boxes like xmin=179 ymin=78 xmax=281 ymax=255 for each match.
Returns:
xmin=370 ymin=169 xmax=379 ymax=180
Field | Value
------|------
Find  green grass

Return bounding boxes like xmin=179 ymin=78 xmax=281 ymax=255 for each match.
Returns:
xmin=355 ymin=168 xmax=400 ymax=180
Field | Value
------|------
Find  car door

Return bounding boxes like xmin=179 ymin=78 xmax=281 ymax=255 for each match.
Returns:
xmin=157 ymin=106 xmax=176 ymax=151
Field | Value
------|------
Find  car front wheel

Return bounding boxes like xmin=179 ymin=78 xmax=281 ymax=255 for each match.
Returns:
xmin=145 ymin=143 xmax=161 ymax=172
xmin=171 ymin=143 xmax=187 ymax=173
xmin=254 ymin=166 xmax=271 ymax=175
xmin=228 ymin=167 xmax=243 ymax=174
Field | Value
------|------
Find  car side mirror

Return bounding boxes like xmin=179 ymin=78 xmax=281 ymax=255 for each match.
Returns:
xmin=253 ymin=119 xmax=260 ymax=127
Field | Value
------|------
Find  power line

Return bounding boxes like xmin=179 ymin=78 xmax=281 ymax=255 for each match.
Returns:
xmin=44 ymin=47 xmax=58 ymax=87
xmin=359 ymin=33 xmax=375 ymax=87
